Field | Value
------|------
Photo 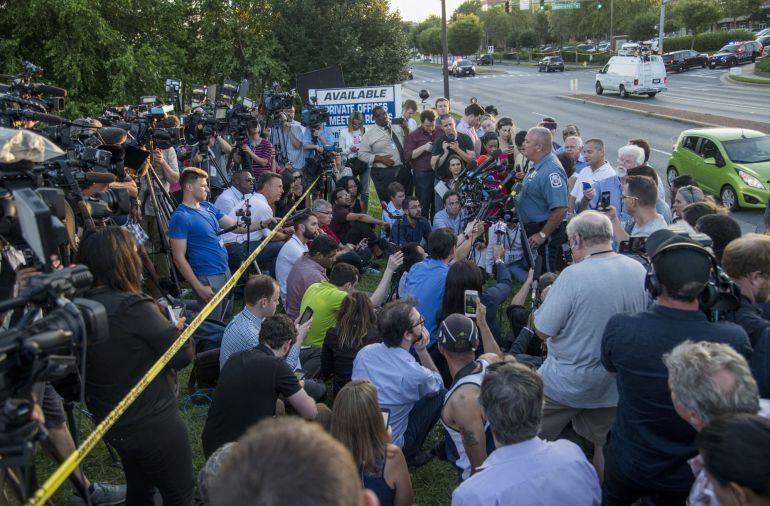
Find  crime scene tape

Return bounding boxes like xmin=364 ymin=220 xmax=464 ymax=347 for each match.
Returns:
xmin=28 ymin=176 xmax=320 ymax=505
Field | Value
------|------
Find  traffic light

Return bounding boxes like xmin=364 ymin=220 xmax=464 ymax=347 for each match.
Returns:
xmin=540 ymin=0 xmax=545 ymax=10
xmin=505 ymin=0 xmax=510 ymax=13
xmin=597 ymin=1 xmax=603 ymax=8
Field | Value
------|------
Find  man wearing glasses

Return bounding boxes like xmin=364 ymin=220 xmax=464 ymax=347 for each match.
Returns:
xmin=352 ymin=299 xmax=445 ymax=465
xmin=391 ymin=195 xmax=432 ymax=247
xmin=214 ymin=168 xmax=254 ymax=216
xmin=606 ymin=175 xmax=668 ymax=243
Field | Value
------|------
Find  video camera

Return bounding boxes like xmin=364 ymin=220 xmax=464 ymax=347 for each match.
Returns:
xmin=300 ymin=107 xmax=329 ymax=129
xmin=0 ymin=62 xmax=67 ymax=129
xmin=262 ymin=84 xmax=296 ymax=117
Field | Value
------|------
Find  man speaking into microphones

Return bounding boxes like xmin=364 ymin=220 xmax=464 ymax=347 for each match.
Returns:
xmin=514 ymin=127 xmax=569 ymax=274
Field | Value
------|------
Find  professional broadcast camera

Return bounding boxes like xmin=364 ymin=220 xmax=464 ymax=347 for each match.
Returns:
xmin=262 ymin=84 xmax=296 ymax=119
xmin=0 ymin=62 xmax=67 ymax=129
xmin=300 ymin=106 xmax=329 ymax=128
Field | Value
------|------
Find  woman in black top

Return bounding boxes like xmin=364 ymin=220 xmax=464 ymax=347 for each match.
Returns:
xmin=79 ymin=227 xmax=194 ymax=506
xmin=321 ymin=292 xmax=380 ymax=396
xmin=337 ymin=175 xmax=366 ymax=214
xmin=276 ymin=170 xmax=306 ymax=217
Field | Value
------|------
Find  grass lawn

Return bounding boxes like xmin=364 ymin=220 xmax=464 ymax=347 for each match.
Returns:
xmin=727 ymin=74 xmax=770 ymax=85
xmin=29 ymin=182 xmax=521 ymax=505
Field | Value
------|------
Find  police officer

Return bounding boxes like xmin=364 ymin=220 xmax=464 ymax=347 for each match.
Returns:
xmin=516 ymin=127 xmax=568 ymax=273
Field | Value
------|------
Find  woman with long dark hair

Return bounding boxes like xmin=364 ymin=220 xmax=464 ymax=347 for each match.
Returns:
xmin=331 ymin=380 xmax=413 ymax=506
xmin=337 ymin=175 xmax=367 ymax=214
xmin=322 ymin=292 xmax=380 ymax=396
xmin=438 ymin=257 xmax=512 ymax=344
xmin=78 ymin=227 xmax=194 ymax=505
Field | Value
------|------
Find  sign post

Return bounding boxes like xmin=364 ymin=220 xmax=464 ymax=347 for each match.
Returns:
xmin=309 ymin=84 xmax=402 ymax=143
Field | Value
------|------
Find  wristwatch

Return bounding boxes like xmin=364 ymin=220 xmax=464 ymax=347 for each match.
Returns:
xmin=538 ymin=231 xmax=547 ymax=240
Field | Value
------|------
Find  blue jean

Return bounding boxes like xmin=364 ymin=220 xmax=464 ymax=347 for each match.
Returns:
xmin=505 ymin=259 xmax=530 ymax=284
xmin=226 ymin=240 xmax=285 ymax=276
xmin=359 ymin=165 xmax=372 ymax=209
xmin=402 ymin=389 xmax=446 ymax=461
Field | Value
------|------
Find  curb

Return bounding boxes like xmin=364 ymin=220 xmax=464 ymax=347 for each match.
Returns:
xmin=556 ymin=95 xmax=726 ymax=129
xmin=726 ymin=74 xmax=770 ymax=86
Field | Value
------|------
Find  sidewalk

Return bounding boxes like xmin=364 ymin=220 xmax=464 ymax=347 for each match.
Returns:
xmin=559 ymin=94 xmax=770 ymax=135
xmin=721 ymin=61 xmax=770 ymax=86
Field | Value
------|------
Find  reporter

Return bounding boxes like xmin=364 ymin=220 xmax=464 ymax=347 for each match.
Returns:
xmin=79 ymin=227 xmax=194 ymax=505
xmin=331 ymin=380 xmax=414 ymax=506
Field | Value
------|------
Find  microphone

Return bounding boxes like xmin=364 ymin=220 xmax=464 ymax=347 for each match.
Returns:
xmin=217 ymin=223 xmax=239 ymax=236
xmin=468 ymin=149 xmax=503 ymax=178
xmin=488 ymin=169 xmax=518 ymax=195
xmin=31 ymin=83 xmax=67 ymax=98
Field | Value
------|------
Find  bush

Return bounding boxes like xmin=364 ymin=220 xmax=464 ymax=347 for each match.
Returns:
xmin=757 ymin=57 xmax=770 ymax=73
xmin=662 ymin=30 xmax=756 ymax=53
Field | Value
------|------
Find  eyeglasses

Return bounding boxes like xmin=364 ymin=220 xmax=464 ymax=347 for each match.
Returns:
xmin=293 ymin=175 xmax=303 ymax=181
xmin=317 ymin=210 xmax=332 ymax=215
xmin=410 ymin=318 xmax=425 ymax=330
xmin=621 ymin=194 xmax=639 ymax=200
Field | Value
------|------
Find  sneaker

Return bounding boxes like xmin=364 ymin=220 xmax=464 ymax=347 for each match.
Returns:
xmin=408 ymin=448 xmax=434 ymax=468
xmin=364 ymin=267 xmax=381 ymax=276
xmin=71 ymin=482 xmax=127 ymax=506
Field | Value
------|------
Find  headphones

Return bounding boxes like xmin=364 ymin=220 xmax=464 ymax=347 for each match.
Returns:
xmin=645 ymin=241 xmax=724 ymax=308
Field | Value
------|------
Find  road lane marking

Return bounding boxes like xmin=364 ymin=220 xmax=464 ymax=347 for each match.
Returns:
xmin=652 ymin=148 xmax=672 ymax=157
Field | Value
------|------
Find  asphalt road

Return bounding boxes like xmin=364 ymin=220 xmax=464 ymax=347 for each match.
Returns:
xmin=402 ymin=63 xmax=768 ymax=233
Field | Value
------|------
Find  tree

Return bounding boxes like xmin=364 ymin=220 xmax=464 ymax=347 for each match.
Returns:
xmin=675 ymin=0 xmax=722 ymax=44
xmin=623 ymin=11 xmax=660 ymax=41
xmin=451 ymin=0 xmax=482 ymax=21
xmin=518 ymin=30 xmax=539 ymax=49
xmin=479 ymin=6 xmax=514 ymax=50
xmin=418 ymin=26 xmax=443 ymax=56
xmin=720 ymin=0 xmax=764 ymax=22
xmin=448 ymin=14 xmax=484 ymax=55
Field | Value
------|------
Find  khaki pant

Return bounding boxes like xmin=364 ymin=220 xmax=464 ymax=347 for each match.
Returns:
xmin=539 ymin=396 xmax=616 ymax=447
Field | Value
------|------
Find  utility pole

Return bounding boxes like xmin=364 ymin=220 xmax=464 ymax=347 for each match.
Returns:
xmin=441 ymin=0 xmax=450 ymax=100
xmin=658 ymin=0 xmax=668 ymax=54
xmin=609 ymin=0 xmax=614 ymax=53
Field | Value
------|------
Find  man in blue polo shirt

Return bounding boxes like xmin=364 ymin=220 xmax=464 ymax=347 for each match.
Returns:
xmin=391 ymin=196 xmax=432 ymax=247
xmin=169 ymin=168 xmax=268 ymax=320
xmin=516 ymin=127 xmax=569 ymax=273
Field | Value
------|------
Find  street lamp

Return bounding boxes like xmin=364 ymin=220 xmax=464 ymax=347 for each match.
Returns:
xmin=658 ymin=0 xmax=670 ymax=55
xmin=441 ymin=0 xmax=450 ymax=101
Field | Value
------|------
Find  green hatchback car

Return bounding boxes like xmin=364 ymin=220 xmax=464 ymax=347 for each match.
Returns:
xmin=667 ymin=128 xmax=770 ymax=210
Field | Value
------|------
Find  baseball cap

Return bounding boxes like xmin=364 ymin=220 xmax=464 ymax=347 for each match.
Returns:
xmin=437 ymin=314 xmax=479 ymax=353
xmin=646 ymin=229 xmax=712 ymax=293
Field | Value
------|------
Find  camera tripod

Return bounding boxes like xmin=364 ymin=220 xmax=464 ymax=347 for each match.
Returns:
xmin=143 ymin=162 xmax=182 ymax=296
xmin=196 ymin=140 xmax=231 ymax=202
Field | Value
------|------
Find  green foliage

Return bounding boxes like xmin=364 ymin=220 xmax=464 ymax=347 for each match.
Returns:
xmin=756 ymin=57 xmax=770 ymax=73
xmin=448 ymin=13 xmax=484 ymax=55
xmin=662 ymin=30 xmax=756 ymax=52
xmin=622 ymin=11 xmax=660 ymax=41
xmin=419 ymin=26 xmax=444 ymax=56
xmin=451 ymin=0 xmax=483 ymax=21
xmin=0 ymin=0 xmax=409 ymax=115
xmin=674 ymin=0 xmax=722 ymax=37
xmin=479 ymin=6 xmax=514 ymax=50
xmin=518 ymin=30 xmax=539 ymax=49
xmin=719 ymin=0 xmax=765 ymax=18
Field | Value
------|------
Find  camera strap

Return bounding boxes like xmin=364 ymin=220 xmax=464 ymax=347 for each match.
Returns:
xmin=387 ymin=126 xmax=407 ymax=167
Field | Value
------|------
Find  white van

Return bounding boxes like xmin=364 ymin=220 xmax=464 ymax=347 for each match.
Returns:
xmin=595 ymin=55 xmax=668 ymax=98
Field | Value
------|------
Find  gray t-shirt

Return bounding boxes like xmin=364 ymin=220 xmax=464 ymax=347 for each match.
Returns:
xmin=534 ymin=254 xmax=649 ymax=408
xmin=628 ymin=214 xmax=668 ymax=237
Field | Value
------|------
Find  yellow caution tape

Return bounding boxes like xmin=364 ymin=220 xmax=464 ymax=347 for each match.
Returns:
xmin=27 ymin=177 xmax=319 ymax=505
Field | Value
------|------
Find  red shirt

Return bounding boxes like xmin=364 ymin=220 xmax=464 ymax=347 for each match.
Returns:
xmin=320 ymin=223 xmax=341 ymax=243
xmin=405 ymin=126 xmax=441 ymax=172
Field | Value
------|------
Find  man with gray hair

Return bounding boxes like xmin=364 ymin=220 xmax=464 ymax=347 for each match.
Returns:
xmin=664 ymin=341 xmax=769 ymax=505
xmin=516 ymin=126 xmax=569 ymax=273
xmin=533 ymin=211 xmax=648 ymax=480
xmin=563 ymin=135 xmax=588 ymax=172
xmin=451 ymin=362 xmax=600 ymax=505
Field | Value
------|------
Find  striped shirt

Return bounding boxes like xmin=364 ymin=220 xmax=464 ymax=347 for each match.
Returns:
xmin=248 ymin=137 xmax=273 ymax=177
xmin=219 ymin=308 xmax=300 ymax=370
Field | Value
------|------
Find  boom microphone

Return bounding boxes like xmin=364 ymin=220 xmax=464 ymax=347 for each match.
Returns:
xmin=19 ymin=109 xmax=65 ymax=124
xmin=83 ymin=172 xmax=118 ymax=184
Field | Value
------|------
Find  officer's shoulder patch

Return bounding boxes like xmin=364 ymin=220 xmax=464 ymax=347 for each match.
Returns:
xmin=549 ymin=173 xmax=563 ymax=188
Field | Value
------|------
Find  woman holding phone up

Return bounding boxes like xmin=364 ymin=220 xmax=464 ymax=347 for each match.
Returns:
xmin=331 ymin=380 xmax=414 ymax=506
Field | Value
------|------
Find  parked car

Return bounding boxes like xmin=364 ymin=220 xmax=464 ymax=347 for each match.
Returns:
xmin=662 ymin=50 xmax=708 ymax=72
xmin=476 ymin=54 xmax=494 ymax=65
xmin=450 ymin=59 xmax=476 ymax=77
xmin=667 ymin=128 xmax=770 ymax=211
xmin=709 ymin=41 xmax=762 ymax=68
xmin=595 ymin=55 xmax=667 ymax=98
xmin=597 ymin=42 xmax=611 ymax=52
xmin=617 ymin=42 xmax=640 ymax=56
xmin=538 ymin=56 xmax=565 ymax=72
xmin=576 ymin=43 xmax=596 ymax=53
xmin=757 ymin=27 xmax=770 ymax=37
xmin=757 ymin=35 xmax=770 ymax=56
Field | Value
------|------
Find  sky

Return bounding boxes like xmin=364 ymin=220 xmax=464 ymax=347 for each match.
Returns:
xmin=389 ymin=0 xmax=467 ymax=23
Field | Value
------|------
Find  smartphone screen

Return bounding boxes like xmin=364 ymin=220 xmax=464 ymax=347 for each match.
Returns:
xmin=582 ymin=181 xmax=592 ymax=191
xmin=298 ymin=307 xmax=314 ymax=325
xmin=464 ymin=290 xmax=478 ymax=317
xmin=600 ymin=191 xmax=611 ymax=210
xmin=381 ymin=409 xmax=390 ymax=429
